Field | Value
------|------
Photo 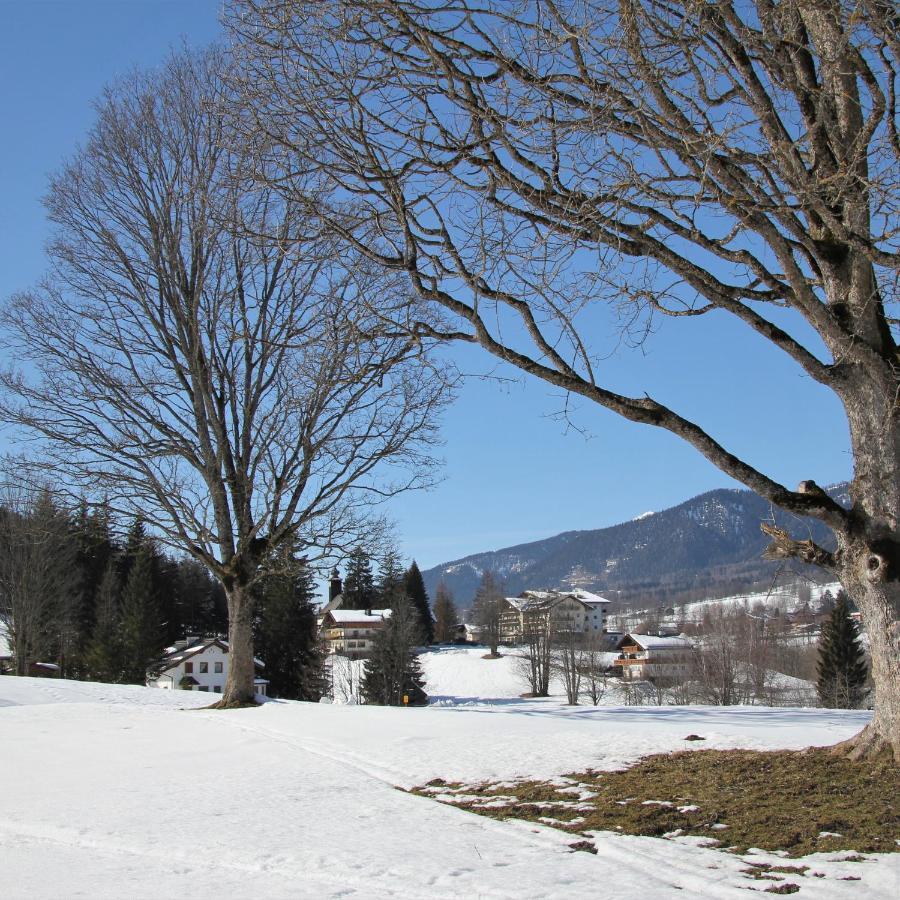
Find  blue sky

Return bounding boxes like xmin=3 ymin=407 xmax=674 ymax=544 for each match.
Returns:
xmin=0 ymin=1 xmax=852 ymax=574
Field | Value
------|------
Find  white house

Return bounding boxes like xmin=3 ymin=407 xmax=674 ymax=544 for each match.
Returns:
xmin=499 ymin=589 xmax=610 ymax=643
xmin=146 ymin=638 xmax=268 ymax=697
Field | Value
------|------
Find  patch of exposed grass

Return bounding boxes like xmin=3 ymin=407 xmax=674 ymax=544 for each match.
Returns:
xmin=412 ymin=748 xmax=899 ymax=858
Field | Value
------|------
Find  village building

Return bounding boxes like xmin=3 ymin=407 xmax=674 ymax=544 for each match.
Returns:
xmin=316 ymin=568 xmax=346 ymax=629
xmin=499 ymin=589 xmax=610 ymax=643
xmin=146 ymin=637 xmax=268 ymax=696
xmin=612 ymin=632 xmax=695 ymax=682
xmin=320 ymin=608 xmax=392 ymax=659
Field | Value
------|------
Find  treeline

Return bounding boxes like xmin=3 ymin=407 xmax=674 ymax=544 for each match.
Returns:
xmin=0 ymin=491 xmax=227 ymax=681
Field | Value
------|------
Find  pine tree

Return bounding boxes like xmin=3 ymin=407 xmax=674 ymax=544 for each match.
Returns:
xmin=119 ymin=547 xmax=164 ymax=684
xmin=342 ymin=547 xmax=376 ymax=610
xmin=817 ymin=591 xmax=868 ymax=709
xmin=432 ymin=581 xmax=459 ymax=644
xmin=254 ymin=560 xmax=324 ymax=701
xmin=174 ymin=558 xmax=226 ymax=637
xmin=404 ymin=560 xmax=434 ymax=644
xmin=361 ymin=595 xmax=427 ymax=706
xmin=84 ymin=559 xmax=125 ymax=682
xmin=377 ymin=548 xmax=406 ymax=608
xmin=69 ymin=500 xmax=117 ymax=676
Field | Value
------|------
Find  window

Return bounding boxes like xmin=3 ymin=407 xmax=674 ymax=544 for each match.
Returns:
xmin=184 ymin=662 xmax=193 ymax=674
xmin=214 ymin=662 xmax=223 ymax=674
xmin=198 ymin=686 xmax=209 ymax=692
xmin=214 ymin=686 xmax=222 ymax=694
xmin=199 ymin=662 xmax=209 ymax=674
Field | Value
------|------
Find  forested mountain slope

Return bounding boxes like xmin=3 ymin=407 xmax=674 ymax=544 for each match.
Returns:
xmin=423 ymin=485 xmax=849 ymax=608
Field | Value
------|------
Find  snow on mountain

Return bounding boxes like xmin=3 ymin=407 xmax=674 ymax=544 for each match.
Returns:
xmin=1 ymin=670 xmax=895 ymax=899
xmin=423 ymin=484 xmax=849 ymax=607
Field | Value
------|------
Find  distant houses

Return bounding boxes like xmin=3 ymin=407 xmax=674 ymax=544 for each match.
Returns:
xmin=146 ymin=637 xmax=269 ymax=697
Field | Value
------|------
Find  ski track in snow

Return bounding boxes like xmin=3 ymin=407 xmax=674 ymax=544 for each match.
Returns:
xmin=1 ymin=658 xmax=898 ymax=899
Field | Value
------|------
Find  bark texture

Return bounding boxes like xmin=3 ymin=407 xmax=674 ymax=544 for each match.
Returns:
xmin=219 ymin=582 xmax=259 ymax=708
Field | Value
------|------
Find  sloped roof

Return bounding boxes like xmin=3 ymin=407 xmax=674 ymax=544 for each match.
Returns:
xmin=151 ymin=638 xmax=264 ymax=674
xmin=570 ymin=590 xmax=610 ymax=606
xmin=324 ymin=609 xmax=392 ymax=625
xmin=618 ymin=633 xmax=694 ymax=651
xmin=505 ymin=589 xmax=610 ymax=612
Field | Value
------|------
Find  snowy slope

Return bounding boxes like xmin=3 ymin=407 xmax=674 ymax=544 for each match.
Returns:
xmin=0 ymin=675 xmax=895 ymax=899
xmin=422 ymin=646 xmax=527 ymax=703
xmin=682 ymin=581 xmax=842 ymax=619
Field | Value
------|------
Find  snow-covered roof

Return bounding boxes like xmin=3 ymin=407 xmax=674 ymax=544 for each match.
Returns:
xmin=620 ymin=633 xmax=694 ymax=651
xmin=325 ymin=609 xmax=392 ymax=625
xmin=152 ymin=638 xmax=264 ymax=673
xmin=569 ymin=590 xmax=610 ymax=606
xmin=505 ymin=589 xmax=610 ymax=612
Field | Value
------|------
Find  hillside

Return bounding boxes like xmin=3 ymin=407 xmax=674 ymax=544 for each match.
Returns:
xmin=422 ymin=484 xmax=849 ymax=607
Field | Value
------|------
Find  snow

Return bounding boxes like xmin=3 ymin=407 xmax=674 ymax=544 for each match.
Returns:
xmin=625 ymin=634 xmax=694 ymax=650
xmin=683 ymin=581 xmax=842 ymax=619
xmin=633 ymin=510 xmax=655 ymax=520
xmin=1 ymin=664 xmax=897 ymax=899
xmin=326 ymin=608 xmax=391 ymax=624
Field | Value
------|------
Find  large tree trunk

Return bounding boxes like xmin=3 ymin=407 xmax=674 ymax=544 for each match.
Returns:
xmin=833 ymin=362 xmax=900 ymax=759
xmin=218 ymin=581 xmax=259 ymax=708
xmin=837 ymin=566 xmax=900 ymax=760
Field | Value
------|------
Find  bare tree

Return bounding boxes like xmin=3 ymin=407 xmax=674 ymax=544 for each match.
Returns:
xmin=518 ymin=607 xmax=553 ymax=697
xmin=693 ymin=607 xmax=746 ymax=706
xmin=552 ymin=623 xmax=582 ymax=705
xmin=472 ymin=570 xmax=504 ymax=657
xmin=0 ymin=50 xmax=450 ymax=706
xmin=229 ymin=0 xmax=900 ymax=756
xmin=581 ymin=631 xmax=609 ymax=706
xmin=327 ymin=654 xmax=362 ymax=704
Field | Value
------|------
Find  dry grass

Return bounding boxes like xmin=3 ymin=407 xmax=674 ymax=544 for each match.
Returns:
xmin=412 ymin=748 xmax=899 ymax=858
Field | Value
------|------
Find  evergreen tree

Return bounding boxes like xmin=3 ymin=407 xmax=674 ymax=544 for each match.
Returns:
xmin=342 ymin=547 xmax=376 ymax=610
xmin=361 ymin=595 xmax=426 ymax=706
xmin=174 ymin=558 xmax=227 ymax=637
xmin=0 ymin=489 xmax=78 ymax=675
xmin=84 ymin=559 xmax=125 ymax=682
xmin=377 ymin=548 xmax=406 ymax=608
xmin=432 ymin=581 xmax=459 ymax=644
xmin=120 ymin=517 xmax=148 ymax=584
xmin=254 ymin=560 xmax=324 ymax=701
xmin=404 ymin=560 xmax=434 ymax=644
xmin=817 ymin=592 xmax=868 ymax=709
xmin=119 ymin=547 xmax=164 ymax=684
xmin=68 ymin=500 xmax=117 ymax=677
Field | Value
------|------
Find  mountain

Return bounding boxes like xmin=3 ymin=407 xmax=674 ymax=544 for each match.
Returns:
xmin=422 ymin=483 xmax=849 ymax=609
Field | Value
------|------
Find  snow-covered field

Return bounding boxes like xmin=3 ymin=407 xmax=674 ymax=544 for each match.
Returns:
xmin=1 ymin=651 xmax=896 ymax=899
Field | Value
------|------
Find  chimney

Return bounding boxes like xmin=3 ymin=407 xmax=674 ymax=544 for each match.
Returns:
xmin=329 ymin=568 xmax=343 ymax=602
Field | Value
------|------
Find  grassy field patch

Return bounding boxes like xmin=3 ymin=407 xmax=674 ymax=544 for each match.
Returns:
xmin=412 ymin=748 xmax=898 ymax=858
